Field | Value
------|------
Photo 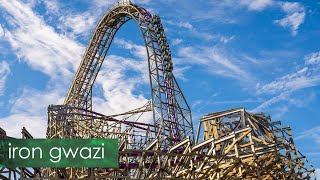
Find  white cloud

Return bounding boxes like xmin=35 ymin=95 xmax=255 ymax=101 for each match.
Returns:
xmin=43 ymin=0 xmax=59 ymax=14
xmin=252 ymin=91 xmax=316 ymax=116
xmin=274 ymin=13 xmax=305 ymax=36
xmin=114 ymin=38 xmax=147 ymax=60
xmin=93 ymin=55 xmax=152 ymax=124
xmin=177 ymin=46 xmax=250 ymax=80
xmin=305 ymin=51 xmax=320 ymax=65
xmin=253 ymin=51 xmax=320 ymax=112
xmin=131 ymin=0 xmax=151 ymax=5
xmin=237 ymin=1 xmax=306 ymax=36
xmin=315 ymin=169 xmax=320 ymax=179
xmin=257 ymin=51 xmax=320 ymax=95
xmin=188 ymin=28 xmax=214 ymax=41
xmin=0 ymin=114 xmax=46 ymax=138
xmin=257 ymin=67 xmax=320 ymax=94
xmin=189 ymin=30 xmax=215 ymax=41
xmin=163 ymin=20 xmax=191 ymax=30
xmin=42 ymin=0 xmax=106 ymax=37
xmin=0 ymin=25 xmax=4 ymax=37
xmin=240 ymin=0 xmax=274 ymax=11
xmin=0 ymin=0 xmax=84 ymax=80
xmin=0 ymin=88 xmax=65 ymax=138
xmin=58 ymin=12 xmax=96 ymax=35
xmin=274 ymin=2 xmax=305 ymax=36
xmin=281 ymin=1 xmax=305 ymax=14
xmin=164 ymin=20 xmax=230 ymax=42
xmin=251 ymin=91 xmax=290 ymax=113
xmin=92 ymin=38 xmax=191 ymax=123
xmin=115 ymin=38 xmax=190 ymax=81
xmin=171 ymin=38 xmax=183 ymax=46
xmin=0 ymin=61 xmax=10 ymax=96
xmin=177 ymin=22 xmax=193 ymax=30
xmin=296 ymin=126 xmax=320 ymax=144
xmin=0 ymin=0 xmax=84 ymax=138
xmin=92 ymin=0 xmax=117 ymax=10
xmin=9 ymin=88 xmax=64 ymax=115
xmin=172 ymin=65 xmax=191 ymax=81
xmin=191 ymin=100 xmax=203 ymax=110
xmin=219 ymin=35 xmax=234 ymax=43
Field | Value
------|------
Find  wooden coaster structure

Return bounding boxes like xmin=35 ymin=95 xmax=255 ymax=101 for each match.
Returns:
xmin=0 ymin=127 xmax=41 ymax=179
xmin=191 ymin=108 xmax=316 ymax=179
xmin=0 ymin=0 xmax=316 ymax=179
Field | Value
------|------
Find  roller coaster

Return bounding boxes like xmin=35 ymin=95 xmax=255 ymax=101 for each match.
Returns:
xmin=0 ymin=0 xmax=316 ymax=179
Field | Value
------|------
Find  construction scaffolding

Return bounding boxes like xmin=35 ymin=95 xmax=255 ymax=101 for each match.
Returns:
xmin=0 ymin=1 xmax=316 ymax=179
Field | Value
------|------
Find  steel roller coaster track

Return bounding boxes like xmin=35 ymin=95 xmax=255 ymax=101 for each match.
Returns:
xmin=0 ymin=0 xmax=316 ymax=179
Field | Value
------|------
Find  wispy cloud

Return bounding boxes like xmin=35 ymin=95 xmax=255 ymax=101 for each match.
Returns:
xmin=274 ymin=2 xmax=306 ymax=36
xmin=93 ymin=54 xmax=152 ymax=124
xmin=114 ymin=38 xmax=147 ymax=60
xmin=164 ymin=20 xmax=234 ymax=43
xmin=42 ymin=0 xmax=115 ymax=38
xmin=172 ymin=65 xmax=191 ymax=81
xmin=240 ymin=0 xmax=306 ymax=36
xmin=171 ymin=38 xmax=183 ymax=46
xmin=0 ymin=25 xmax=4 ymax=37
xmin=252 ymin=51 xmax=320 ymax=113
xmin=240 ymin=0 xmax=274 ymax=11
xmin=164 ymin=1 xmax=239 ymax=24
xmin=295 ymin=126 xmax=320 ymax=179
xmin=176 ymin=46 xmax=251 ymax=80
xmin=114 ymin=38 xmax=191 ymax=81
xmin=170 ymin=21 xmax=193 ymax=30
xmin=0 ymin=88 xmax=65 ymax=137
xmin=257 ymin=51 xmax=320 ymax=95
xmin=219 ymin=35 xmax=235 ymax=43
xmin=131 ymin=0 xmax=152 ymax=5
xmin=316 ymin=169 xmax=320 ymax=179
xmin=58 ymin=12 xmax=96 ymax=36
xmin=252 ymin=91 xmax=290 ymax=113
xmin=0 ymin=61 xmax=10 ymax=96
xmin=0 ymin=0 xmax=86 ymax=137
xmin=163 ymin=20 xmax=212 ymax=40
xmin=0 ymin=114 xmax=47 ymax=138
xmin=296 ymin=126 xmax=320 ymax=144
xmin=43 ymin=0 xmax=60 ymax=14
xmin=92 ymin=0 xmax=116 ymax=9
xmin=0 ymin=0 xmax=84 ymax=80
xmin=305 ymin=52 xmax=320 ymax=65
xmin=257 ymin=67 xmax=320 ymax=95
xmin=9 ymin=88 xmax=64 ymax=115
xmin=210 ymin=98 xmax=262 ymax=105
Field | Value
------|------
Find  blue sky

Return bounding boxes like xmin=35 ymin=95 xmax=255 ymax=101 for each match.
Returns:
xmin=0 ymin=0 xmax=319 ymax=173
